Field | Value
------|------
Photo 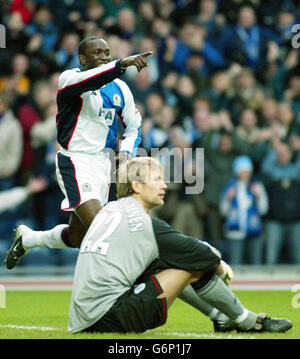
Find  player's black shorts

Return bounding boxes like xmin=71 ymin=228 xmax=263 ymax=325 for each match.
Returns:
xmin=83 ymin=275 xmax=167 ymax=333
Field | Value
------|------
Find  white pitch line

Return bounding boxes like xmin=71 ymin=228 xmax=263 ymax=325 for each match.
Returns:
xmin=0 ymin=324 xmax=63 ymax=331
xmin=0 ymin=324 xmax=255 ymax=339
xmin=153 ymin=331 xmax=256 ymax=339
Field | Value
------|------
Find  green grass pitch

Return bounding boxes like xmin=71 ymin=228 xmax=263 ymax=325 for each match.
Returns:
xmin=0 ymin=290 xmax=298 ymax=339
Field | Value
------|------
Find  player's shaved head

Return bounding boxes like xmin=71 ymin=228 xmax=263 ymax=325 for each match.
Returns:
xmin=78 ymin=36 xmax=107 ymax=56
xmin=78 ymin=37 xmax=110 ymax=70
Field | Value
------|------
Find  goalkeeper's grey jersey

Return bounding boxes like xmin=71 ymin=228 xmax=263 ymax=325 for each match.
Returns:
xmin=68 ymin=197 xmax=158 ymax=333
xmin=68 ymin=197 xmax=221 ymax=333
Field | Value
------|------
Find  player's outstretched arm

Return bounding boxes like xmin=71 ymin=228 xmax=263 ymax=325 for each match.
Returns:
xmin=58 ymin=60 xmax=126 ymax=96
xmin=120 ymin=52 xmax=153 ymax=72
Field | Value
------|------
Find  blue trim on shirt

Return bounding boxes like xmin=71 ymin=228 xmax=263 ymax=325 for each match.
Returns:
xmin=132 ymin=127 xmax=142 ymax=157
xmin=101 ymin=81 xmax=125 ymax=150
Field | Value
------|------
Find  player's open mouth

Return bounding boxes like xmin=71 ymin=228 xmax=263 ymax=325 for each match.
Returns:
xmin=98 ymin=60 xmax=109 ymax=65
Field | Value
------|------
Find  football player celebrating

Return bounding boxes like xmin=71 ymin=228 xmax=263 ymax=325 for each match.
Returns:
xmin=5 ymin=37 xmax=150 ymax=268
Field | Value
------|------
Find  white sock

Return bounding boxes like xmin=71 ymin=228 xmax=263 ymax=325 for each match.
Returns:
xmin=195 ymin=274 xmax=257 ymax=330
xmin=22 ymin=224 xmax=69 ymax=250
xmin=208 ymin=308 xmax=220 ymax=320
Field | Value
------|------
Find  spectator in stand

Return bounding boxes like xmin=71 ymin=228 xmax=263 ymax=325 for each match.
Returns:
xmin=10 ymin=0 xmax=36 ymax=25
xmin=145 ymin=93 xmax=165 ymax=120
xmin=270 ymin=49 xmax=299 ymax=102
xmin=16 ymin=80 xmax=55 ymax=182
xmin=136 ymin=37 xmax=159 ymax=84
xmin=218 ymin=5 xmax=282 ymax=77
xmin=218 ymin=0 xmax=259 ymax=25
xmin=84 ymin=0 xmax=108 ymax=28
xmin=254 ymin=99 xmax=281 ymax=163
xmin=0 ymin=92 xmax=23 ymax=189
xmin=228 ymin=68 xmax=265 ymax=125
xmin=192 ymin=97 xmax=213 ymax=145
xmin=105 ymin=34 xmax=133 ymax=62
xmin=141 ymin=93 xmax=165 ymax=150
xmin=174 ymin=75 xmax=197 ymax=124
xmin=194 ymin=0 xmax=226 ymax=43
xmin=160 ymin=71 xmax=179 ymax=107
xmin=261 ymin=142 xmax=300 ymax=264
xmin=1 ymin=13 xmax=30 ymax=70
xmin=128 ymin=68 xmax=157 ymax=106
xmin=106 ymin=7 xmax=137 ymax=41
xmin=275 ymin=4 xmax=299 ymax=47
xmin=186 ymin=52 xmax=209 ymax=94
xmin=236 ymin=108 xmax=274 ymax=147
xmin=100 ymin=0 xmax=133 ymax=20
xmin=201 ymin=71 xmax=231 ymax=112
xmin=136 ymin=0 xmax=156 ymax=36
xmin=220 ymin=156 xmax=268 ymax=265
xmin=143 ymin=105 xmax=176 ymax=152
xmin=55 ymin=32 xmax=80 ymax=71
xmin=117 ymin=8 xmax=137 ymax=40
xmin=289 ymin=110 xmax=300 ymax=142
xmin=25 ymin=5 xmax=59 ymax=52
xmin=154 ymin=0 xmax=174 ymax=20
xmin=259 ymin=98 xmax=279 ymax=128
xmin=236 ymin=108 xmax=260 ymax=145
xmin=0 ymin=53 xmax=31 ymax=96
xmin=30 ymin=101 xmax=57 ymax=150
xmin=284 ymin=70 xmax=300 ymax=116
xmin=256 ymin=0 xmax=296 ymax=28
xmin=236 ymin=107 xmax=274 ymax=170
xmin=158 ymin=21 xmax=227 ymax=77
xmin=48 ymin=0 xmax=86 ymax=32
xmin=275 ymin=103 xmax=296 ymax=141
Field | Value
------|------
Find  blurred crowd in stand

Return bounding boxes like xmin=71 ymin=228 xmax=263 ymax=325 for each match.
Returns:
xmin=1 ymin=0 xmax=300 ymax=266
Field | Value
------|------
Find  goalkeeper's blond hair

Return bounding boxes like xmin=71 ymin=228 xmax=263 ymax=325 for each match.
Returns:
xmin=117 ymin=157 xmax=162 ymax=198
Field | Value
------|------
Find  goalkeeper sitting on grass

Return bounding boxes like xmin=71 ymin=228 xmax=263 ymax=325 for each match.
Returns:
xmin=6 ymin=157 xmax=292 ymax=334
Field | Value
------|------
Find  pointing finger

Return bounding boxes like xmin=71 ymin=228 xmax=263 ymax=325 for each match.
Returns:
xmin=139 ymin=51 xmax=154 ymax=58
